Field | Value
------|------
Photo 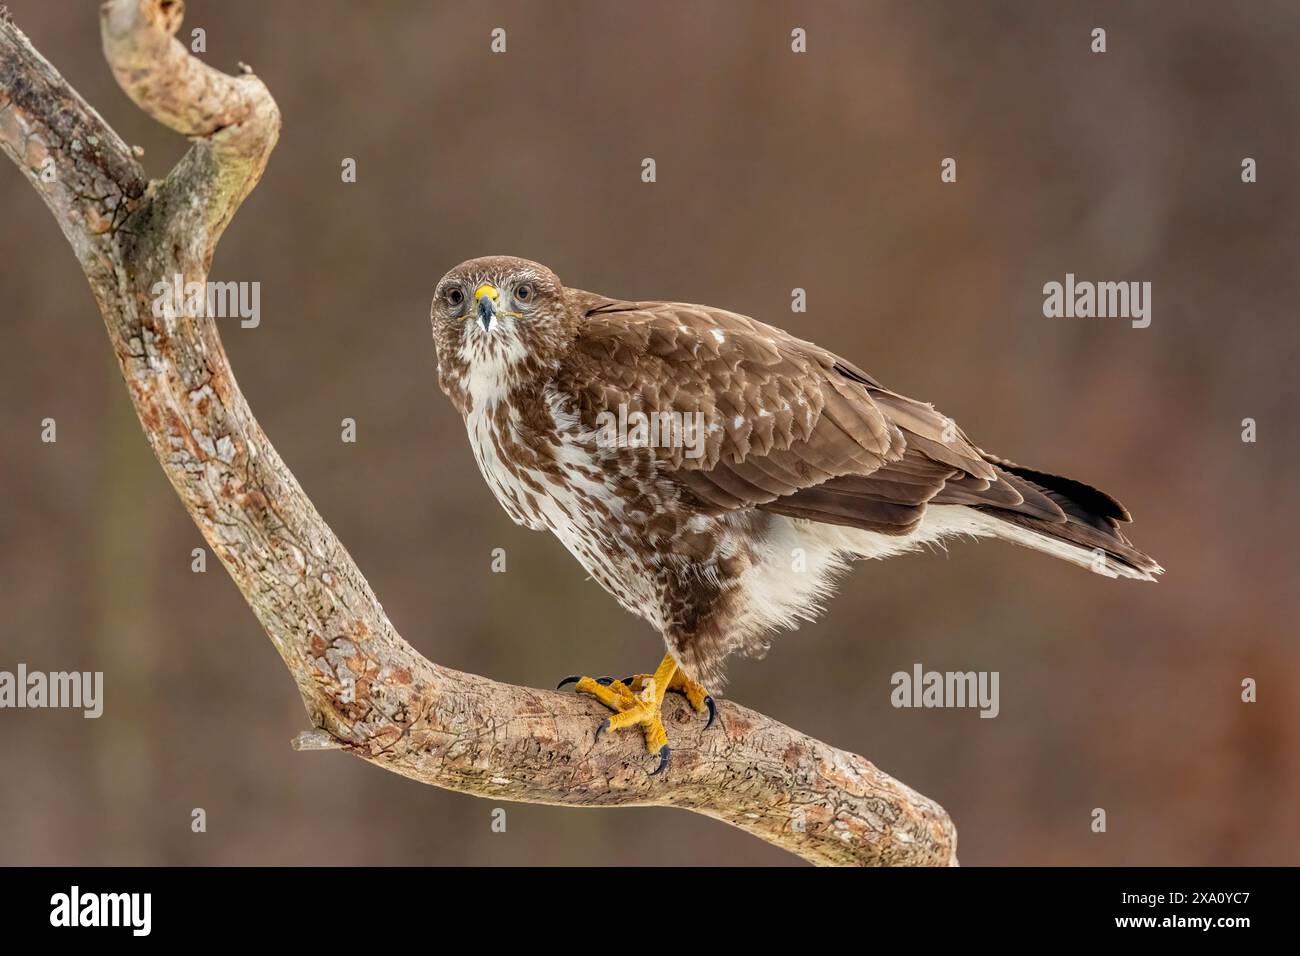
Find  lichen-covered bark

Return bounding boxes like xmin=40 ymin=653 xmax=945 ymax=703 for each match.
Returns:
xmin=0 ymin=0 xmax=957 ymax=866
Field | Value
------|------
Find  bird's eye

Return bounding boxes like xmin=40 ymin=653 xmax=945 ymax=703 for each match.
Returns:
xmin=515 ymin=283 xmax=533 ymax=303
xmin=445 ymin=287 xmax=464 ymax=308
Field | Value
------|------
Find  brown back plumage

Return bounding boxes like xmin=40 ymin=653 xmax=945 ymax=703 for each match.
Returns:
xmin=560 ymin=289 xmax=1161 ymax=580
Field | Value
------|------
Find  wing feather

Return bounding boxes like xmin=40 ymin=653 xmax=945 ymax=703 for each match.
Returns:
xmin=559 ymin=291 xmax=1073 ymax=535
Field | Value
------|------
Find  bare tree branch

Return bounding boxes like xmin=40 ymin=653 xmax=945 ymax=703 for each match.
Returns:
xmin=0 ymin=0 xmax=957 ymax=866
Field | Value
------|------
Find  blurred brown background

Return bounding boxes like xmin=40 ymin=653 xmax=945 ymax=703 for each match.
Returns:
xmin=1 ymin=1 xmax=1297 ymax=866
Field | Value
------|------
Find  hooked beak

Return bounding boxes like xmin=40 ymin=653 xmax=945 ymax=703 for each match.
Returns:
xmin=474 ymin=283 xmax=498 ymax=331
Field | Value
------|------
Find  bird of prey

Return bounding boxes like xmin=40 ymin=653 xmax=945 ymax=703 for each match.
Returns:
xmin=430 ymin=255 xmax=1161 ymax=774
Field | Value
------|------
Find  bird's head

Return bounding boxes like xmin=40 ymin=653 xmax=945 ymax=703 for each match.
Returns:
xmin=431 ymin=255 xmax=576 ymax=404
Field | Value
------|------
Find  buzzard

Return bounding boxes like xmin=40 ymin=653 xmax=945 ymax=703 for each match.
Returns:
xmin=430 ymin=255 xmax=1161 ymax=774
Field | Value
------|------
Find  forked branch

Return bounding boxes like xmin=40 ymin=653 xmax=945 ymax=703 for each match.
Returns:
xmin=0 ymin=0 xmax=956 ymax=866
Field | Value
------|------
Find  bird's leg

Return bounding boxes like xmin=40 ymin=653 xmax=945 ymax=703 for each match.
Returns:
xmin=557 ymin=653 xmax=713 ymax=775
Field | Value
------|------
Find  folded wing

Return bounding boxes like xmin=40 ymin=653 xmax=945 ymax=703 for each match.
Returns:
xmin=559 ymin=291 xmax=1157 ymax=575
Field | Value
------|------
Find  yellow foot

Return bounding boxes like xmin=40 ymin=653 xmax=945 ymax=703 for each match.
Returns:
xmin=621 ymin=668 xmax=716 ymax=727
xmin=557 ymin=654 xmax=716 ymax=775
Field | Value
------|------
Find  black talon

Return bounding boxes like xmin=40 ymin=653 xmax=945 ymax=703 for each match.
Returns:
xmin=594 ymin=718 xmax=610 ymax=742
xmin=595 ymin=676 xmax=614 ymax=685
xmin=649 ymin=744 xmax=671 ymax=776
xmin=704 ymin=695 xmax=717 ymax=730
xmin=557 ymin=675 xmax=580 ymax=689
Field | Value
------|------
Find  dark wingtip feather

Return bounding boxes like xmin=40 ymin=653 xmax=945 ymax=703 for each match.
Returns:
xmin=983 ymin=455 xmax=1133 ymax=523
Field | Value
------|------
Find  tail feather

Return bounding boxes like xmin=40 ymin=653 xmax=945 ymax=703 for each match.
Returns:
xmin=968 ymin=458 xmax=1162 ymax=580
xmin=975 ymin=507 xmax=1163 ymax=581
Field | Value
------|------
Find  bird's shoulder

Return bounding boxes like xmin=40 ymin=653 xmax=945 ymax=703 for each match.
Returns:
xmin=556 ymin=290 xmax=857 ymax=455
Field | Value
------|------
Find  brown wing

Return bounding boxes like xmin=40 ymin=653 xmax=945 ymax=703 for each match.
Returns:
xmin=559 ymin=291 xmax=1040 ymax=536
